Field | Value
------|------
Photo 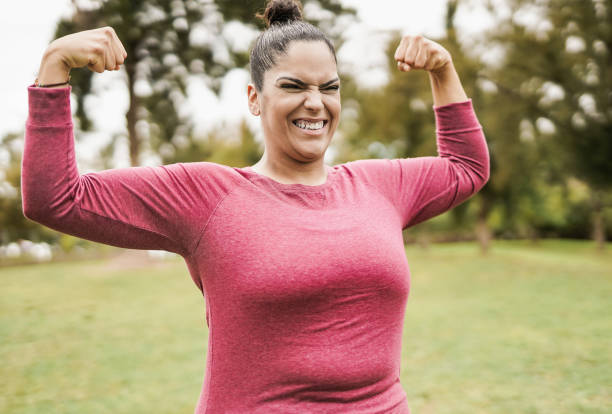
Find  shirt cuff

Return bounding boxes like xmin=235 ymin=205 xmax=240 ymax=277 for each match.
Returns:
xmin=27 ymin=84 xmax=72 ymax=126
xmin=433 ymin=99 xmax=481 ymax=132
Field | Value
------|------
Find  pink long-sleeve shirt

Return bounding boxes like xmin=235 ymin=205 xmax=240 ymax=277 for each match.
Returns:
xmin=22 ymin=85 xmax=489 ymax=414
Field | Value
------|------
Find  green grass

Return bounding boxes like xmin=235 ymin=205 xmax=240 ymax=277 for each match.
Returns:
xmin=1 ymin=239 xmax=610 ymax=413
xmin=401 ymin=239 xmax=611 ymax=414
xmin=0 ymin=258 xmax=206 ymax=414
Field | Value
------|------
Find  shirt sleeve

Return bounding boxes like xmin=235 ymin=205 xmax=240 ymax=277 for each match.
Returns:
xmin=21 ymin=85 xmax=241 ymax=257
xmin=345 ymin=99 xmax=490 ymax=230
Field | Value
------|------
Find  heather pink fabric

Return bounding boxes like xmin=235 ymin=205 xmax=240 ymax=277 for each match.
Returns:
xmin=22 ymin=85 xmax=489 ymax=414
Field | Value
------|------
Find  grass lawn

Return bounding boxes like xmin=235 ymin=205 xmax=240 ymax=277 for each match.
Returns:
xmin=1 ymin=239 xmax=610 ymax=413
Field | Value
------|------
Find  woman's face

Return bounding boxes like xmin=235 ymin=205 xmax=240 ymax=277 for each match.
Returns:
xmin=248 ymin=40 xmax=341 ymax=164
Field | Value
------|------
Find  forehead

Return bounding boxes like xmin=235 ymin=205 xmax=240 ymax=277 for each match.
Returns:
xmin=265 ymin=40 xmax=338 ymax=83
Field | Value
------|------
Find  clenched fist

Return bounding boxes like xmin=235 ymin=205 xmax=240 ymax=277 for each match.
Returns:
xmin=37 ymin=26 xmax=128 ymax=87
xmin=394 ymin=35 xmax=452 ymax=75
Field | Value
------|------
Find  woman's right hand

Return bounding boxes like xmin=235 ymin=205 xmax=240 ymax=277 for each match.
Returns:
xmin=36 ymin=26 xmax=128 ymax=87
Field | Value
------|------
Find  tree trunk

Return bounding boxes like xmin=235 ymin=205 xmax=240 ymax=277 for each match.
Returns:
xmin=125 ymin=61 xmax=140 ymax=167
xmin=591 ymin=189 xmax=606 ymax=252
xmin=476 ymin=196 xmax=492 ymax=255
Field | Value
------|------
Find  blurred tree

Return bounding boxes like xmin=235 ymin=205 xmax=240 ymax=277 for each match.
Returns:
xmin=482 ymin=0 xmax=611 ymax=250
xmin=52 ymin=0 xmax=355 ymax=166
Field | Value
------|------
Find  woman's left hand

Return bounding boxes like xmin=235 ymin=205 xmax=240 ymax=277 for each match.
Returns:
xmin=394 ymin=35 xmax=452 ymax=75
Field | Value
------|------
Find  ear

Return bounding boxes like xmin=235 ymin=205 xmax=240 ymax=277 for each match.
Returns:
xmin=247 ymin=84 xmax=260 ymax=116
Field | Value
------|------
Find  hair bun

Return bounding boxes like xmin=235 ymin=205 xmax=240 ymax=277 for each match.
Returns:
xmin=259 ymin=0 xmax=303 ymax=27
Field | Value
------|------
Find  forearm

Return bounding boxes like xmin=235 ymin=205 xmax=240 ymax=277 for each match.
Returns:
xmin=428 ymin=61 xmax=468 ymax=107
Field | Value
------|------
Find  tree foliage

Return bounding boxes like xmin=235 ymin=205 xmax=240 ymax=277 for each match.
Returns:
xmin=482 ymin=0 xmax=611 ymax=247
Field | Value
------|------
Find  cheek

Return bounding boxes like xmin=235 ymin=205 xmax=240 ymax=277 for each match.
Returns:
xmin=268 ymin=97 xmax=297 ymax=119
xmin=328 ymin=98 xmax=341 ymax=121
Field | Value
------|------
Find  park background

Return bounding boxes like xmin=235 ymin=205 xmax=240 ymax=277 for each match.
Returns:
xmin=1 ymin=0 xmax=610 ymax=413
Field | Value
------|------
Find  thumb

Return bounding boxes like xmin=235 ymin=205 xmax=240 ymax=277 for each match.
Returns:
xmin=88 ymin=54 xmax=106 ymax=73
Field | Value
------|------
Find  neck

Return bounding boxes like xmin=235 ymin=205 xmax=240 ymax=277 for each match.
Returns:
xmin=251 ymin=154 xmax=328 ymax=186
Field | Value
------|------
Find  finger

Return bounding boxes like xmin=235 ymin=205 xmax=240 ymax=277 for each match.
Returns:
xmin=414 ymin=44 xmax=428 ymax=69
xmin=403 ymin=37 xmax=420 ymax=67
xmin=88 ymin=55 xmax=105 ymax=73
xmin=110 ymin=41 xmax=124 ymax=70
xmin=99 ymin=27 xmax=119 ymax=70
xmin=109 ymin=28 xmax=127 ymax=62
xmin=394 ymin=37 xmax=408 ymax=62
xmin=108 ymin=33 xmax=124 ymax=66
xmin=397 ymin=61 xmax=411 ymax=72
xmin=88 ymin=47 xmax=106 ymax=73
xmin=117 ymin=36 xmax=128 ymax=59
xmin=97 ymin=28 xmax=116 ymax=71
xmin=104 ymin=43 xmax=116 ymax=71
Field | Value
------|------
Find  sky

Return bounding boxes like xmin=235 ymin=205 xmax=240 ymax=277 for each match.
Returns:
xmin=1 ymin=0 xmax=495 ymax=170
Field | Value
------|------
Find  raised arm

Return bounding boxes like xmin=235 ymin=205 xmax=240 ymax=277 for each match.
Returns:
xmin=348 ymin=35 xmax=489 ymax=230
xmin=22 ymin=27 xmax=237 ymax=257
xmin=394 ymin=35 xmax=488 ymax=227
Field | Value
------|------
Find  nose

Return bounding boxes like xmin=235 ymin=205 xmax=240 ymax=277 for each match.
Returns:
xmin=303 ymin=90 xmax=324 ymax=112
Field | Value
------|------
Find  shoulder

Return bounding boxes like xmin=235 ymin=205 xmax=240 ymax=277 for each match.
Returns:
xmin=333 ymin=158 xmax=406 ymax=183
xmin=167 ymin=161 xmax=249 ymax=193
xmin=170 ymin=160 xmax=245 ymax=178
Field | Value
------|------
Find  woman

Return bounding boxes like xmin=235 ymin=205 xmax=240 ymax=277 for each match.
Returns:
xmin=22 ymin=0 xmax=489 ymax=412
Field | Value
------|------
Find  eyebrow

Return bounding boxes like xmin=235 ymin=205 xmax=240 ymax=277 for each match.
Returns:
xmin=276 ymin=76 xmax=340 ymax=88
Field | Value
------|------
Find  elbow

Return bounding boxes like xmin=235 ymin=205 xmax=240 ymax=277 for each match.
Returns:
xmin=21 ymin=173 xmax=65 ymax=224
xmin=21 ymin=174 xmax=81 ymax=227
xmin=480 ymin=148 xmax=491 ymax=189
xmin=22 ymin=197 xmax=44 ymax=223
xmin=21 ymin=187 xmax=55 ymax=224
xmin=461 ymin=151 xmax=490 ymax=196
xmin=478 ymin=160 xmax=490 ymax=191
xmin=471 ymin=139 xmax=491 ymax=193
xmin=472 ymin=159 xmax=490 ymax=194
xmin=455 ymin=149 xmax=491 ymax=194
xmin=21 ymin=172 xmax=43 ymax=222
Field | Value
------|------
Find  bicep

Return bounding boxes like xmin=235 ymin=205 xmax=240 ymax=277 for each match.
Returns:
xmin=395 ymin=155 xmax=486 ymax=229
xmin=23 ymin=163 xmax=203 ymax=257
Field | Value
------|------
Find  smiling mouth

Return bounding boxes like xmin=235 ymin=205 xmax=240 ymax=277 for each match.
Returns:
xmin=292 ymin=119 xmax=328 ymax=131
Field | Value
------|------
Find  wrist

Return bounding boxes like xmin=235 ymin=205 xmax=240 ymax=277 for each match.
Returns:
xmin=429 ymin=60 xmax=455 ymax=82
xmin=428 ymin=60 xmax=468 ymax=106
xmin=36 ymin=46 xmax=71 ymax=88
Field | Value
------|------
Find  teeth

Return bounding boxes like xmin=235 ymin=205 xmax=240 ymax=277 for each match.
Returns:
xmin=294 ymin=120 xmax=325 ymax=130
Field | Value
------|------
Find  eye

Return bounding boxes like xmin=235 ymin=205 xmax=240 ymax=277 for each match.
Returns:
xmin=280 ymin=83 xmax=301 ymax=89
xmin=323 ymin=85 xmax=340 ymax=91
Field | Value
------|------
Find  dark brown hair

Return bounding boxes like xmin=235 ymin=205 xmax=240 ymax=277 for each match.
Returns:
xmin=250 ymin=0 xmax=337 ymax=91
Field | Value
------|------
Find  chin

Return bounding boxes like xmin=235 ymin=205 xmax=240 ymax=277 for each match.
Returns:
xmin=294 ymin=142 xmax=330 ymax=159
